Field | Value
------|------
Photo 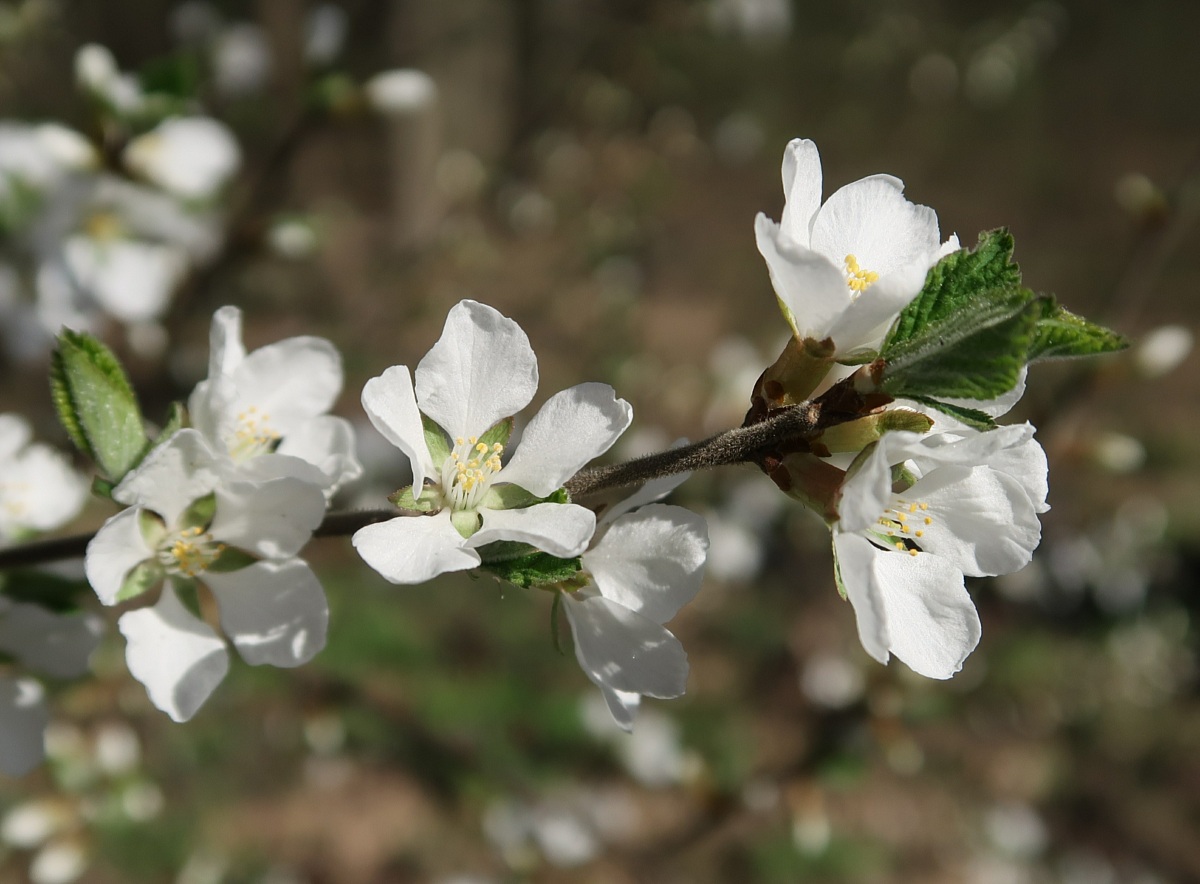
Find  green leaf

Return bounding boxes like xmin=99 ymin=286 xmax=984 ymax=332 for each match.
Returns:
xmin=422 ymin=415 xmax=451 ymax=465
xmin=50 ymin=329 xmax=148 ymax=481
xmin=117 ymin=560 xmax=163 ymax=602
xmin=902 ymin=396 xmax=998 ymax=431
xmin=879 ymin=286 xmax=1043 ymax=400
xmin=883 ymin=228 xmax=1021 ymax=350
xmin=481 ymin=551 xmax=584 ymax=589
xmin=1028 ymin=301 xmax=1128 ymax=362
xmin=207 ymin=546 xmax=259 ymax=573
xmin=387 ymin=485 xmax=441 ymax=513
xmin=178 ymin=493 xmax=217 ymax=532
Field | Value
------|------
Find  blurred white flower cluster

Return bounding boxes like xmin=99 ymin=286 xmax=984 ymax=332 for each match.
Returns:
xmin=0 ymin=43 xmax=240 ymax=361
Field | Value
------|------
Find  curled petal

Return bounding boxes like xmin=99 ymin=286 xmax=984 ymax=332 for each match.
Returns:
xmin=85 ymin=507 xmax=154 ymax=606
xmin=119 ymin=581 xmax=229 ymax=722
xmin=755 ymin=214 xmax=849 ymax=341
xmin=112 ymin=429 xmax=221 ymax=525
xmin=415 ymin=300 xmax=538 ymax=441
xmin=471 ymin=503 xmax=595 ymax=559
xmin=361 ymin=365 xmax=435 ymax=493
xmin=276 ymin=414 xmax=363 ymax=493
xmin=499 ymin=383 xmax=632 ymax=497
xmin=562 ymin=592 xmax=689 ymax=698
xmin=210 ymin=476 xmax=325 ymax=558
xmin=353 ymin=511 xmax=480 ymax=584
xmin=205 ymin=560 xmax=327 ymax=667
xmin=778 ymin=137 xmax=823 ymax=246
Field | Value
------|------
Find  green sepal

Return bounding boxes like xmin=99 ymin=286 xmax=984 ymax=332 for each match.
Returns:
xmin=478 ymin=416 xmax=514 ymax=449
xmin=157 ymin=401 xmax=186 ymax=442
xmin=1028 ymin=301 xmax=1128 ymax=362
xmin=117 ymin=560 xmax=163 ymax=602
xmin=450 ymin=510 xmax=481 ymax=539
xmin=0 ymin=570 xmax=90 ymax=612
xmin=550 ymin=591 xmax=567 ymax=656
xmin=902 ymin=396 xmax=998 ymax=432
xmin=139 ymin=509 xmax=167 ymax=549
xmin=206 ymin=547 xmax=259 ymax=573
xmin=387 ymin=485 xmax=441 ymax=513
xmin=172 ymin=579 xmax=202 ymax=618
xmin=831 ymin=535 xmax=848 ymax=601
xmin=422 ymin=415 xmax=451 ymax=466
xmin=481 ymin=551 xmax=584 ymax=589
xmin=91 ymin=476 xmax=116 ymax=500
xmin=50 ymin=329 xmax=149 ymax=481
xmin=178 ymin=493 xmax=217 ymax=532
xmin=480 ymin=484 xmax=570 ymax=511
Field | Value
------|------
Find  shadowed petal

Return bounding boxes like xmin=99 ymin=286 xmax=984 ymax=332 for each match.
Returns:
xmin=119 ymin=582 xmax=229 ymax=722
xmin=112 ymin=429 xmax=221 ymax=524
xmin=0 ymin=601 xmax=103 ymax=678
xmin=755 ymin=214 xmax=849 ymax=341
xmin=206 ymin=560 xmax=327 ymax=667
xmin=471 ymin=503 xmax=595 ymax=558
xmin=778 ymin=138 xmax=822 ymax=245
xmin=85 ymin=507 xmax=154 ymax=605
xmin=210 ymin=476 xmax=325 ymax=558
xmin=361 ymin=365 xmax=435 ymax=494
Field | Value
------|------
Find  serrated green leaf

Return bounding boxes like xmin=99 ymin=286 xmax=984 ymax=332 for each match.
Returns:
xmin=422 ymin=415 xmax=451 ymax=465
xmin=206 ymin=546 xmax=258 ymax=573
xmin=387 ymin=485 xmax=441 ymax=513
xmin=884 ymin=229 xmax=1021 ymax=350
xmin=880 ymin=287 xmax=1043 ymax=400
xmin=178 ymin=493 xmax=217 ymax=532
xmin=481 ymin=551 xmax=583 ymax=589
xmin=117 ymin=560 xmax=163 ymax=602
xmin=902 ymin=396 xmax=998 ymax=431
xmin=478 ymin=416 xmax=514 ymax=449
xmin=1028 ymin=302 xmax=1128 ymax=362
xmin=50 ymin=329 xmax=148 ymax=481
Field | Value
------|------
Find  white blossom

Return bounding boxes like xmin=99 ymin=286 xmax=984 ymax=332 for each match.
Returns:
xmin=84 ymin=430 xmax=327 ymax=722
xmin=124 ymin=117 xmax=241 ymax=201
xmin=353 ymin=300 xmax=632 ymax=584
xmin=756 ymin=138 xmax=959 ymax=357
xmin=833 ymin=423 xmax=1049 ymax=678
xmin=188 ymin=306 xmax=362 ymax=496
xmin=562 ymin=493 xmax=708 ymax=730
xmin=0 ymin=414 xmax=88 ymax=540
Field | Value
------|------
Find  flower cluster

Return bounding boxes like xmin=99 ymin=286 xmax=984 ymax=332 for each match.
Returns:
xmin=82 ymin=308 xmax=361 ymax=721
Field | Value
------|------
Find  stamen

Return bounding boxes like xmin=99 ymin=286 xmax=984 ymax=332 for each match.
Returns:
xmin=844 ymin=254 xmax=880 ymax=293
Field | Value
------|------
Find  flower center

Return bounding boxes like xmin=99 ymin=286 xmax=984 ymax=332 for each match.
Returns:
xmin=158 ymin=525 xmax=226 ymax=577
xmin=83 ymin=211 xmax=124 ymax=242
xmin=844 ymin=254 xmax=879 ymax=294
xmin=876 ymin=497 xmax=933 ymax=557
xmin=0 ymin=481 xmax=29 ymax=520
xmin=229 ymin=405 xmax=281 ymax=462
xmin=442 ymin=436 xmax=504 ymax=511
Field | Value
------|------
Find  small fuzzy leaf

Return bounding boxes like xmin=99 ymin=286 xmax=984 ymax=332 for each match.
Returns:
xmin=387 ymin=485 xmax=441 ymax=513
xmin=450 ymin=510 xmax=481 ymax=539
xmin=117 ymin=560 xmax=163 ymax=602
xmin=482 ymin=551 xmax=583 ymax=589
xmin=178 ymin=493 xmax=217 ymax=532
xmin=1028 ymin=302 xmax=1128 ymax=362
xmin=50 ymin=329 xmax=148 ymax=481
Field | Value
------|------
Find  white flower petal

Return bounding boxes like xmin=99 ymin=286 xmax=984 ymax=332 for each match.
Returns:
xmin=0 ymin=414 xmax=32 ymax=460
xmin=113 ymin=429 xmax=221 ymax=524
xmin=210 ymin=476 xmax=325 ymax=559
xmin=276 ymin=414 xmax=363 ymax=493
xmin=414 ymin=300 xmax=539 ymax=440
xmin=602 ymin=687 xmax=641 ymax=732
xmin=206 ymin=305 xmax=246 ymax=377
xmin=755 ymin=214 xmax=850 ymax=342
xmin=471 ymin=502 xmax=595 ymax=558
xmin=585 ymin=504 xmax=708 ymax=624
xmin=810 ymin=174 xmax=941 ymax=277
xmin=119 ymin=582 xmax=230 ymax=722
xmin=124 ymin=116 xmax=241 ymax=199
xmin=361 ymin=365 xmax=435 ymax=494
xmin=0 ymin=602 xmax=102 ymax=678
xmin=562 ymin=593 xmax=689 ymax=698
xmin=0 ymin=677 xmax=49 ymax=776
xmin=230 ymin=335 xmax=344 ymax=430
xmin=352 ymin=511 xmax=480 ymax=584
xmin=85 ymin=508 xmax=154 ymax=606
xmin=205 ymin=559 xmax=327 ymax=668
xmin=778 ymin=137 xmax=822 ymax=246
xmin=824 ymin=258 xmax=929 ymax=353
xmin=835 ymin=532 xmax=980 ymax=678
xmin=0 ymin=445 xmax=87 ymax=535
xmin=499 ymin=383 xmax=632 ymax=496
xmin=598 ymin=468 xmax=691 ymax=528
xmin=65 ymin=236 xmax=187 ymax=323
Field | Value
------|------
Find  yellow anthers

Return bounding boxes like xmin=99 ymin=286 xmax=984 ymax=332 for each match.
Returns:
xmin=844 ymin=254 xmax=880 ymax=293
xmin=161 ymin=525 xmax=223 ymax=576
xmin=877 ymin=496 xmax=933 ymax=556
xmin=230 ymin=404 xmax=281 ymax=461
xmin=83 ymin=211 xmax=123 ymax=241
xmin=442 ymin=435 xmax=506 ymax=510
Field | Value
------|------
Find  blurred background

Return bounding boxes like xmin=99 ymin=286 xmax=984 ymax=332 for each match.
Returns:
xmin=1 ymin=0 xmax=1199 ymax=881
